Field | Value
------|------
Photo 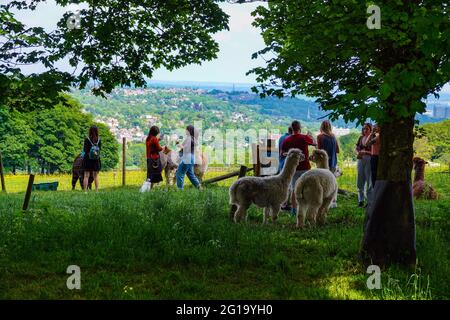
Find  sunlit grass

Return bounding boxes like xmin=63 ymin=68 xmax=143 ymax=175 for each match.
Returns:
xmin=0 ymin=165 xmax=448 ymax=299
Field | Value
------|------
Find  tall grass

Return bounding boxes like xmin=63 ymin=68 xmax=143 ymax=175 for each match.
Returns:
xmin=0 ymin=166 xmax=448 ymax=299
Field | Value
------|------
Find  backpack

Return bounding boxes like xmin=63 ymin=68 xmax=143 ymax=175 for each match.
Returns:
xmin=88 ymin=138 xmax=101 ymax=160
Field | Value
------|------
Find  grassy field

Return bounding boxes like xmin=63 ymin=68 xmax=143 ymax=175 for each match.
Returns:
xmin=0 ymin=166 xmax=449 ymax=299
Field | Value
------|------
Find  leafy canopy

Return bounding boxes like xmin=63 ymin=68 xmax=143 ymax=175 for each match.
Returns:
xmin=1 ymin=0 xmax=229 ymax=101
xmin=250 ymin=1 xmax=450 ymax=124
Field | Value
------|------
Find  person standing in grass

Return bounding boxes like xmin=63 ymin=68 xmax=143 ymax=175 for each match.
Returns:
xmin=82 ymin=125 xmax=102 ymax=191
xmin=355 ymin=123 xmax=373 ymax=207
xmin=176 ymin=125 xmax=201 ymax=190
xmin=367 ymin=124 xmax=381 ymax=187
xmin=317 ymin=120 xmax=340 ymax=208
xmin=146 ymin=125 xmax=164 ymax=189
xmin=281 ymin=120 xmax=316 ymax=215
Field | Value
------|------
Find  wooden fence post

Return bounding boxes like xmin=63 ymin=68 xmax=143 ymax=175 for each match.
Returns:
xmin=23 ymin=174 xmax=35 ymax=211
xmin=122 ymin=137 xmax=126 ymax=187
xmin=0 ymin=149 xmax=6 ymax=193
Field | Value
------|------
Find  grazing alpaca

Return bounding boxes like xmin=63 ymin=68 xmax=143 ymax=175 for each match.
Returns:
xmin=229 ymin=148 xmax=304 ymax=224
xmin=412 ymin=157 xmax=438 ymax=200
xmin=294 ymin=149 xmax=338 ymax=228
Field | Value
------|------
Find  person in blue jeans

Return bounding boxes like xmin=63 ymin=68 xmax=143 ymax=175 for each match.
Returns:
xmin=277 ymin=126 xmax=293 ymax=174
xmin=176 ymin=125 xmax=201 ymax=190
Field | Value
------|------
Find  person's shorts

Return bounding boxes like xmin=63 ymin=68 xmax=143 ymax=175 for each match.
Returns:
xmin=290 ymin=170 xmax=308 ymax=191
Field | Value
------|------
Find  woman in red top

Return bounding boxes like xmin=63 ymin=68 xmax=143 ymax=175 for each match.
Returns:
xmin=146 ymin=126 xmax=164 ymax=188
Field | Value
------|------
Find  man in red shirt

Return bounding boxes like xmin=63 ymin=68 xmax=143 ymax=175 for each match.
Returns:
xmin=281 ymin=120 xmax=316 ymax=215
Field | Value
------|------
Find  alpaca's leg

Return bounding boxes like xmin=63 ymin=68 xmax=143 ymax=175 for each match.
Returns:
xmin=234 ymin=203 xmax=249 ymax=223
xmin=307 ymin=207 xmax=318 ymax=226
xmin=296 ymin=202 xmax=307 ymax=228
xmin=230 ymin=204 xmax=238 ymax=222
xmin=271 ymin=204 xmax=281 ymax=223
xmin=263 ymin=207 xmax=271 ymax=224
xmin=164 ymin=167 xmax=170 ymax=188
xmin=172 ymin=169 xmax=177 ymax=186
xmin=317 ymin=197 xmax=333 ymax=226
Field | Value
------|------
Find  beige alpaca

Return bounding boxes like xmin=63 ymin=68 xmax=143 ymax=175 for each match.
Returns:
xmin=229 ymin=149 xmax=305 ymax=224
xmin=294 ymin=149 xmax=337 ymax=228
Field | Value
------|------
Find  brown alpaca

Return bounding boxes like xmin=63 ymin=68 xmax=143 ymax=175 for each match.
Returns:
xmin=412 ymin=157 xmax=438 ymax=200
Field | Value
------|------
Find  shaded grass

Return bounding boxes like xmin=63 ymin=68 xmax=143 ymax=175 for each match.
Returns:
xmin=0 ymin=180 xmax=449 ymax=300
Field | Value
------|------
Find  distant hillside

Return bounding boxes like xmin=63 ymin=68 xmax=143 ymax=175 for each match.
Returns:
xmin=70 ymin=87 xmax=351 ymax=143
xmin=70 ymin=85 xmax=445 ymax=143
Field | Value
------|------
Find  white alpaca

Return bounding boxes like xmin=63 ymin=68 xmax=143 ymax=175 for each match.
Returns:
xmin=294 ymin=149 xmax=337 ymax=228
xmin=229 ymin=149 xmax=305 ymax=224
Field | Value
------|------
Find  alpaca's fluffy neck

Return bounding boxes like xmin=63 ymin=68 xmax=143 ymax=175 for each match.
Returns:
xmin=279 ymin=156 xmax=298 ymax=182
xmin=414 ymin=167 xmax=425 ymax=182
xmin=315 ymin=159 xmax=329 ymax=170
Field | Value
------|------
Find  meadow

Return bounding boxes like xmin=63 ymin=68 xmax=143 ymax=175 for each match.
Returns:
xmin=0 ymin=166 xmax=449 ymax=299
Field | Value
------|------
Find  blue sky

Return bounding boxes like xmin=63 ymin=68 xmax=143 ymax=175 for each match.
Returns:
xmin=14 ymin=1 xmax=450 ymax=93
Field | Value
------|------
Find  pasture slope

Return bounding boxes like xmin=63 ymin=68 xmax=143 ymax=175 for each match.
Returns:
xmin=0 ymin=168 xmax=448 ymax=299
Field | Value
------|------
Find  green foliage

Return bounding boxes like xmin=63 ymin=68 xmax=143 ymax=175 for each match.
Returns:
xmin=2 ymin=1 xmax=229 ymax=99
xmin=0 ymin=5 xmax=72 ymax=110
xmin=125 ymin=143 xmax=146 ymax=169
xmin=413 ymin=136 xmax=436 ymax=161
xmin=419 ymin=119 xmax=450 ymax=163
xmin=0 ymin=96 xmax=119 ymax=173
xmin=0 ymin=109 xmax=36 ymax=172
xmin=250 ymin=1 xmax=450 ymax=124
xmin=338 ymin=132 xmax=361 ymax=162
xmin=96 ymin=123 xmax=120 ymax=170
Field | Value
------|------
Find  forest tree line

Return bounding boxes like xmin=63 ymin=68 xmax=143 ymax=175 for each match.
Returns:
xmin=1 ymin=93 xmax=449 ymax=173
xmin=0 ymin=95 xmax=119 ymax=174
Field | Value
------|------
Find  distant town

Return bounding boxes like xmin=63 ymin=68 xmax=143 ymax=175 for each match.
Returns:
xmin=73 ymin=85 xmax=450 ymax=143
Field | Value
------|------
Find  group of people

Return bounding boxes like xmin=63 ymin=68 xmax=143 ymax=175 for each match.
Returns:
xmin=79 ymin=121 xmax=380 ymax=203
xmin=79 ymin=124 xmax=202 ymax=191
xmin=277 ymin=120 xmax=381 ymax=211
xmin=277 ymin=120 xmax=339 ymax=215
xmin=145 ymin=124 xmax=202 ymax=190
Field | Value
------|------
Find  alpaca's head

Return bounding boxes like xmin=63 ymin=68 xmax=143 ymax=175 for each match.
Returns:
xmin=413 ymin=157 xmax=427 ymax=171
xmin=309 ymin=149 xmax=329 ymax=168
xmin=286 ymin=148 xmax=305 ymax=165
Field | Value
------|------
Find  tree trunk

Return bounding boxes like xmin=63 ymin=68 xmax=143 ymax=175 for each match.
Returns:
xmin=361 ymin=115 xmax=416 ymax=267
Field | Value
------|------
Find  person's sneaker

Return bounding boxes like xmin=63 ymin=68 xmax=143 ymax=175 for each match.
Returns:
xmin=358 ymin=201 xmax=364 ymax=208
xmin=330 ymin=202 xmax=337 ymax=209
